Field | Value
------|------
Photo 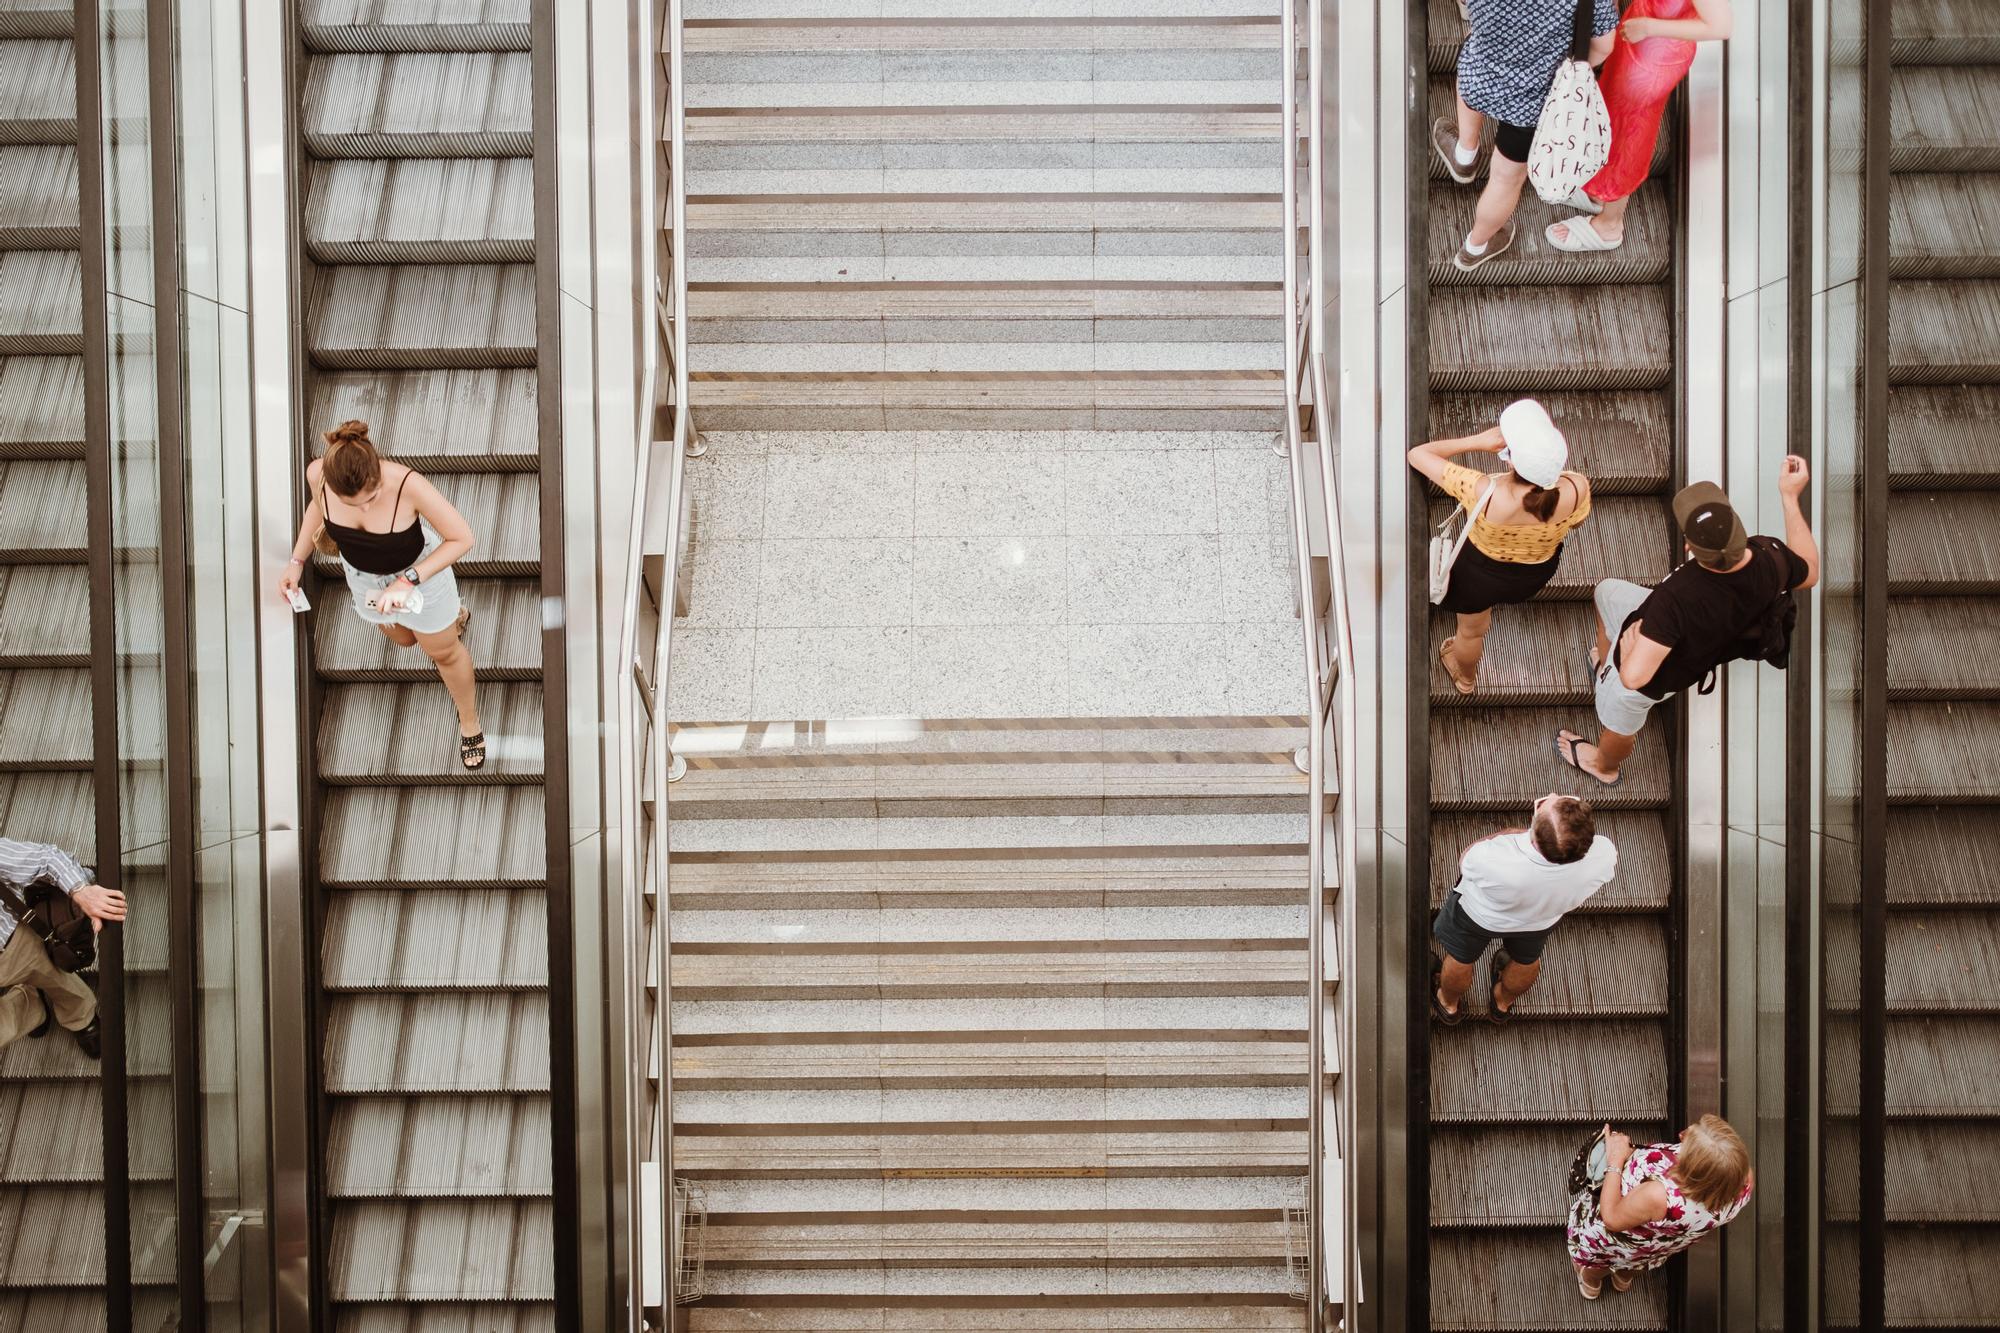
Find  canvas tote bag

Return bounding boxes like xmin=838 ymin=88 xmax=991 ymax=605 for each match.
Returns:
xmin=1428 ymin=478 xmax=1497 ymax=605
xmin=1528 ymin=0 xmax=1612 ymax=204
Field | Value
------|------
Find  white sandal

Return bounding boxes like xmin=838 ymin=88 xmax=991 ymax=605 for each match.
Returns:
xmin=1545 ymin=215 xmax=1624 ymax=253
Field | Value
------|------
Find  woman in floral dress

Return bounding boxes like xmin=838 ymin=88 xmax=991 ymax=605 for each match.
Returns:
xmin=1565 ymin=1114 xmax=1753 ymax=1300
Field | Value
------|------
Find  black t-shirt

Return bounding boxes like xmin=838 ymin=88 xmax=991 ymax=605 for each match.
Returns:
xmin=1617 ymin=535 xmax=1810 ymax=700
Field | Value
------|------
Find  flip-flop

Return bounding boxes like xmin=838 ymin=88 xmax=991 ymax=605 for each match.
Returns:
xmin=1554 ymin=731 xmax=1623 ymax=788
xmin=1440 ymin=638 xmax=1476 ymax=694
xmin=1430 ymin=966 xmax=1462 ymax=1027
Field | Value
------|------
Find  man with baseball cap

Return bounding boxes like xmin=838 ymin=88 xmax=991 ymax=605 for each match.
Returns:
xmin=1556 ymin=455 xmax=1820 ymax=786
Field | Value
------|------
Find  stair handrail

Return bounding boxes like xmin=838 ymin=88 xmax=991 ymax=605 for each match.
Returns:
xmin=618 ymin=0 xmax=698 ymax=1314
xmin=1279 ymin=0 xmax=1359 ymax=1324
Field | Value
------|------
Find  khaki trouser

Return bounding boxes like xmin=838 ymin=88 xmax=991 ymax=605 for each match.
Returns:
xmin=0 ymin=923 xmax=96 ymax=1049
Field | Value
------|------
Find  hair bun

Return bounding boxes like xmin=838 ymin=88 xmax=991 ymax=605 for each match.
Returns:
xmin=330 ymin=419 xmax=370 ymax=444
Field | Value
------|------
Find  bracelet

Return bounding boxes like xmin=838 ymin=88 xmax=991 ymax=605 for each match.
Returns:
xmin=287 ymin=557 xmax=305 ymax=566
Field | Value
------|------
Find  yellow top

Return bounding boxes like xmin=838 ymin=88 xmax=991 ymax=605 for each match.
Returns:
xmin=1439 ymin=463 xmax=1592 ymax=564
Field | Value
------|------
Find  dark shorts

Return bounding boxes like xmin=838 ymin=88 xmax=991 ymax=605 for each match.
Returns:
xmin=1493 ymin=118 xmax=1536 ymax=163
xmin=1432 ymin=889 xmax=1554 ymax=965
xmin=1440 ymin=541 xmax=1563 ymax=615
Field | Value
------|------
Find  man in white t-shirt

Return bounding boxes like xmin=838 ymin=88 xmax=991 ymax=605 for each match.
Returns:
xmin=1431 ymin=792 xmax=1617 ymax=1025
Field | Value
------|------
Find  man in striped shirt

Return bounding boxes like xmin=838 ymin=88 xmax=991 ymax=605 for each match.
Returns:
xmin=0 ymin=836 xmax=127 ymax=1059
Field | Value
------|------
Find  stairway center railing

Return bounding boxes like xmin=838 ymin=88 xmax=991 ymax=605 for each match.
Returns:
xmin=1279 ymin=0 xmax=1359 ymax=1325
xmin=621 ymin=0 xmax=699 ymax=1319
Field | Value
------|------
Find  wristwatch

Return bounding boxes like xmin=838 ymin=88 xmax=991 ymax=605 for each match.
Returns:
xmin=400 ymin=566 xmax=422 ymax=586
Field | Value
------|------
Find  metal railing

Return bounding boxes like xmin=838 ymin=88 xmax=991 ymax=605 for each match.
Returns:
xmin=1279 ymin=0 xmax=1361 ymax=1324
xmin=620 ymin=0 xmax=699 ymax=1319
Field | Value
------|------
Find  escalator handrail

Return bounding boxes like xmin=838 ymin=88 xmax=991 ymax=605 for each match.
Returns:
xmin=1279 ymin=0 xmax=1359 ymax=1322
xmin=616 ymin=0 xmax=697 ymax=1310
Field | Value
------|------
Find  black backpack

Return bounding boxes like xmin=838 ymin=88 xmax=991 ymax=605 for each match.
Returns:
xmin=1695 ymin=539 xmax=1799 ymax=694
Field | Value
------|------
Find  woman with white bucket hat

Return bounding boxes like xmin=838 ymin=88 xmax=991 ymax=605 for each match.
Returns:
xmin=1408 ymin=399 xmax=1594 ymax=694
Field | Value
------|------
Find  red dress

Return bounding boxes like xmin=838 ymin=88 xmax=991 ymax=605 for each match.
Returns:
xmin=1584 ymin=0 xmax=1698 ymax=204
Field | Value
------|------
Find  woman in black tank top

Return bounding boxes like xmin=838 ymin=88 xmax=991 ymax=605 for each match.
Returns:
xmin=278 ymin=420 xmax=487 ymax=770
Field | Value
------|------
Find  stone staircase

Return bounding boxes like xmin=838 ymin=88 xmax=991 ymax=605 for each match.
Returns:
xmin=678 ymin=0 xmax=1288 ymax=430
xmin=662 ymin=716 xmax=1319 ymax=1328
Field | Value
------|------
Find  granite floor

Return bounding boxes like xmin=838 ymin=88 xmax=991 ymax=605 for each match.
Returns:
xmin=667 ymin=430 xmax=1303 ymax=722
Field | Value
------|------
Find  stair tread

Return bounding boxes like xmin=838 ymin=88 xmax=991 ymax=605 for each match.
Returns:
xmin=316 ymin=681 xmax=546 ymax=782
xmin=318 ymin=785 xmax=547 ymax=885
xmin=1430 ymin=1020 xmax=1668 ymax=1122
xmin=303 ymin=52 xmax=533 ymax=154
xmin=309 ymin=368 xmax=541 ymax=470
xmin=326 ymin=1094 xmax=552 ymax=1197
xmin=309 ymin=263 xmax=537 ymax=367
xmin=305 ymin=158 xmax=535 ymax=262
xmin=323 ymin=887 xmax=548 ymax=990
xmin=326 ymin=992 xmax=549 ymax=1093
xmin=325 ymin=1199 xmax=555 ymax=1301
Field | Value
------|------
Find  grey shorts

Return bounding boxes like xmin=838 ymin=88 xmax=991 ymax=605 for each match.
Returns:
xmin=342 ymin=522 xmax=464 ymax=637
xmin=1593 ymin=578 xmax=1661 ymax=737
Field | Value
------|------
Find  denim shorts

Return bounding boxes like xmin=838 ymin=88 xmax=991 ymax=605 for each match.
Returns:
xmin=1593 ymin=578 xmax=1662 ymax=737
xmin=1432 ymin=889 xmax=1554 ymax=966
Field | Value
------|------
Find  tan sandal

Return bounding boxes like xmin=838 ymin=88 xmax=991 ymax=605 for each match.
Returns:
xmin=1577 ymin=1267 xmax=1603 ymax=1301
xmin=1440 ymin=639 xmax=1476 ymax=694
xmin=1610 ymin=1270 xmax=1633 ymax=1293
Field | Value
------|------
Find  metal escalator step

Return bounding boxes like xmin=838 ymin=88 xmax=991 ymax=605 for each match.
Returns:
xmin=0 ymin=2 xmax=72 ymax=41
xmin=317 ymin=576 xmax=543 ymax=679
xmin=326 ymin=992 xmax=548 ymax=1093
xmin=1428 ymin=180 xmax=1672 ymax=288
xmin=1428 ymin=603 xmax=1602 ymax=705
xmin=0 ymin=145 xmax=76 ymax=247
xmin=1824 ymin=1121 xmax=2000 ymax=1222
xmin=1884 ymin=700 xmax=2000 ymax=800
xmin=318 ymin=785 xmax=546 ymax=887
xmin=1429 ymin=1230 xmax=1666 ymax=1330
xmin=1423 ymin=916 xmax=1667 ymax=1020
xmin=1424 ymin=493 xmax=1670 ymax=599
xmin=681 ymin=19 xmax=1282 ymax=57
xmin=1892 ymin=173 xmax=2000 ymax=279
xmin=302 ymin=0 xmax=530 ymax=55
xmin=697 ymin=1264 xmax=1300 ymax=1302
xmin=334 ymin=1305 xmax=556 ymax=1333
xmin=689 ymin=194 xmax=1282 ymax=234
xmin=1892 ymin=65 xmax=2000 ymax=171
xmin=0 ymin=461 xmax=92 ymax=561
xmin=316 ymin=681 xmax=545 ymax=784
xmin=309 ymin=367 xmax=540 ymax=471
xmin=1429 ymin=1123 xmax=1671 ymax=1228
xmin=1826 ymin=911 xmax=2000 ymax=1014
xmin=1894 ymin=0 xmax=2000 ymax=63
xmin=0 ymin=355 xmax=82 ymax=457
xmin=1889 ymin=492 xmax=2000 ymax=592
xmin=309 ymin=263 xmax=536 ymax=370
xmin=0 ymin=39 xmax=75 ymax=145
xmin=0 ymin=770 xmax=92 ymax=857
xmin=326 ymin=1094 xmax=552 ymax=1198
xmin=1825 ymin=1015 xmax=2000 ymax=1117
xmin=0 ymin=667 xmax=92 ymax=768
xmin=1890 ymin=385 xmax=2000 ymax=487
xmin=1821 ymin=1226 xmax=2000 ymax=1328
xmin=1888 ymin=597 xmax=2000 ymax=698
xmin=303 ymin=52 xmax=533 ymax=159
xmin=1429 ymin=810 xmax=1670 ymax=913
xmin=1886 ymin=807 xmax=2000 ymax=906
xmin=1429 ymin=706 xmax=1673 ymax=810
xmin=0 ymin=249 xmax=81 ymax=352
xmin=1425 ymin=0 xmax=1465 ymax=73
xmin=673 ymin=1037 xmax=1307 ymax=1091
xmin=323 ymin=886 xmax=547 ymax=990
xmin=1427 ymin=390 xmax=1672 ymax=495
xmin=687 ymin=282 xmax=1281 ymax=325
xmin=308 ymin=471 xmax=539 ymax=574
xmin=305 ymin=158 xmax=535 ymax=265
xmin=327 ymin=1199 xmax=555 ymax=1300
xmin=1889 ymin=279 xmax=2000 ymax=381
xmin=675 ymin=1083 xmax=1307 ymax=1130
xmin=702 ymin=1217 xmax=1296 ymax=1268
xmin=1430 ymin=1020 xmax=1667 ymax=1123
xmin=1428 ymin=285 xmax=1672 ymax=394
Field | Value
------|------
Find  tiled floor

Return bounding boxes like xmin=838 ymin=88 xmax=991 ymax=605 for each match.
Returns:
xmin=668 ymin=430 xmax=1302 ymax=722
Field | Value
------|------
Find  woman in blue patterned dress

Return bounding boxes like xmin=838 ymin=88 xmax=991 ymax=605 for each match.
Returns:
xmin=1435 ymin=0 xmax=1619 ymax=270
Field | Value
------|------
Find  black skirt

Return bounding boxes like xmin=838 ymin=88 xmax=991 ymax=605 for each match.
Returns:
xmin=1439 ymin=539 xmax=1563 ymax=614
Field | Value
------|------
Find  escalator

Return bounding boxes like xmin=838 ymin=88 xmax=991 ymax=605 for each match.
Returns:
xmin=291 ymin=1 xmax=555 ymax=1325
xmin=0 ymin=5 xmax=114 ymax=1324
xmin=1418 ymin=6 xmax=1680 ymax=1326
xmin=1859 ymin=2 xmax=2000 ymax=1320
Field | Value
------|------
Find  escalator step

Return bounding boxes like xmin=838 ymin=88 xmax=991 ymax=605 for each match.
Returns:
xmin=1428 ymin=810 xmax=1671 ymax=914
xmin=1427 ymin=389 xmax=1673 ymax=495
xmin=325 ymin=993 xmax=549 ymax=1094
xmin=326 ymin=1094 xmax=552 ymax=1199
xmin=1889 ymin=384 xmax=2000 ymax=487
xmin=1424 ymin=494 xmax=1670 ymax=598
xmin=306 ymin=158 xmax=535 ymax=265
xmin=1428 ymin=286 xmax=1672 ymax=394
xmin=1429 ymin=1230 xmax=1666 ymax=1330
xmin=318 ymin=785 xmax=547 ymax=888
xmin=303 ymin=52 xmax=534 ymax=159
xmin=326 ymin=1199 xmax=555 ymax=1301
xmin=1430 ymin=1020 xmax=1668 ymax=1124
xmin=0 ymin=355 xmax=83 ymax=457
xmin=309 ymin=367 xmax=541 ymax=471
xmin=323 ymin=886 xmax=548 ymax=990
xmin=1430 ymin=706 xmax=1673 ymax=809
xmin=309 ymin=263 xmax=537 ymax=370
xmin=0 ymin=145 xmax=77 ymax=246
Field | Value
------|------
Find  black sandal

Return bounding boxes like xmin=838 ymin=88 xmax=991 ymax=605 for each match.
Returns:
xmin=459 ymin=731 xmax=487 ymax=771
xmin=1430 ymin=966 xmax=1462 ymax=1027
xmin=1488 ymin=949 xmax=1516 ymax=1025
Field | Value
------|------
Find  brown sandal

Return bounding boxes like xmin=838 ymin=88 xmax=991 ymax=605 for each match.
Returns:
xmin=1440 ymin=639 xmax=1476 ymax=694
xmin=454 ymin=605 xmax=472 ymax=639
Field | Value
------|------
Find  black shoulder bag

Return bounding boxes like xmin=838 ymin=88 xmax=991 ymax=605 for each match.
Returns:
xmin=0 ymin=876 xmax=96 ymax=973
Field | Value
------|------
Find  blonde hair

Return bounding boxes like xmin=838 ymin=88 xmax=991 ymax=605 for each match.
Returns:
xmin=1673 ymin=1114 xmax=1751 ymax=1212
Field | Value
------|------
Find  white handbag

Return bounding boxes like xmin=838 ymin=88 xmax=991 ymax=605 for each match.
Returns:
xmin=1528 ymin=1 xmax=1612 ymax=205
xmin=1429 ymin=479 xmax=1496 ymax=605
